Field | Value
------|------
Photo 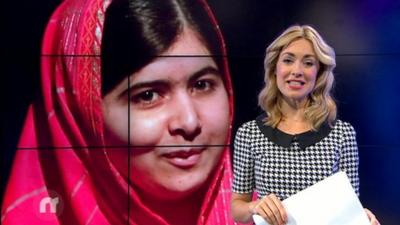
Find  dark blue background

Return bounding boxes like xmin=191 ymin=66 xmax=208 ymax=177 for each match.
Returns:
xmin=208 ymin=0 xmax=400 ymax=223
xmin=2 ymin=0 xmax=400 ymax=224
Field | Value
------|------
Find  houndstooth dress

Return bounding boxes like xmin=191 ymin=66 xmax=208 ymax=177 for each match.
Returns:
xmin=232 ymin=114 xmax=359 ymax=200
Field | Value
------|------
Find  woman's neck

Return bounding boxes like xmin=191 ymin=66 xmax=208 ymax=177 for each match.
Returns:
xmin=279 ymin=98 xmax=311 ymax=134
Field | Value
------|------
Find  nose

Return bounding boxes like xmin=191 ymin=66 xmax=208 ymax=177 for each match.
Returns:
xmin=168 ymin=92 xmax=201 ymax=141
xmin=291 ymin=61 xmax=303 ymax=77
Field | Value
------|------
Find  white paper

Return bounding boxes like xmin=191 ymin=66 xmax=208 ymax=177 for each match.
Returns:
xmin=253 ymin=171 xmax=370 ymax=225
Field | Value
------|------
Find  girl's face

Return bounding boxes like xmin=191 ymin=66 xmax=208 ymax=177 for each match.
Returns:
xmin=102 ymin=29 xmax=230 ymax=200
xmin=275 ymin=38 xmax=320 ymax=104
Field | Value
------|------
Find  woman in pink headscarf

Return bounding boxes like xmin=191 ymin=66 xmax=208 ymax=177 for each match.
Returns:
xmin=1 ymin=0 xmax=237 ymax=224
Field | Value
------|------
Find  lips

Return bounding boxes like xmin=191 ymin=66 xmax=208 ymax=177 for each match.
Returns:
xmin=287 ymin=80 xmax=305 ymax=89
xmin=161 ymin=149 xmax=204 ymax=168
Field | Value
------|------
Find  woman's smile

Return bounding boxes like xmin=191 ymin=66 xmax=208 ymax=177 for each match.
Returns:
xmin=286 ymin=79 xmax=306 ymax=90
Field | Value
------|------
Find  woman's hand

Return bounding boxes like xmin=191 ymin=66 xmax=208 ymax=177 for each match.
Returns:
xmin=365 ymin=208 xmax=380 ymax=225
xmin=250 ymin=193 xmax=288 ymax=225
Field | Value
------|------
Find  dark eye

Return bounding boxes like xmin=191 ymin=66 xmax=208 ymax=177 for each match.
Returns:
xmin=131 ymin=90 xmax=160 ymax=105
xmin=194 ymin=80 xmax=211 ymax=91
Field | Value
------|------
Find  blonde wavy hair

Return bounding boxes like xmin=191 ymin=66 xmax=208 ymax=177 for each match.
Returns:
xmin=258 ymin=25 xmax=337 ymax=130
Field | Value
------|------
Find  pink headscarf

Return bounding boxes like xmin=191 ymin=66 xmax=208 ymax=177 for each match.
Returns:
xmin=1 ymin=0 xmax=237 ymax=224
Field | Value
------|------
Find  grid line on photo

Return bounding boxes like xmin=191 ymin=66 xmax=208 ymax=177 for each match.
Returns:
xmin=41 ymin=54 xmax=230 ymax=57
xmin=16 ymin=144 xmax=400 ymax=151
xmin=39 ymin=52 xmax=400 ymax=58
xmin=15 ymin=144 xmax=231 ymax=151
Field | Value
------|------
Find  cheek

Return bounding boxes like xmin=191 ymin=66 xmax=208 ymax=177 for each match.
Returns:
xmin=131 ymin=153 xmax=157 ymax=176
xmin=276 ymin=74 xmax=286 ymax=93
xmin=200 ymin=92 xmax=230 ymax=142
xmin=130 ymin=111 xmax=166 ymax=146
xmin=130 ymin=153 xmax=166 ymax=192
xmin=206 ymin=147 xmax=224 ymax=169
xmin=275 ymin=66 xmax=287 ymax=86
xmin=306 ymin=70 xmax=318 ymax=87
xmin=103 ymin=105 xmax=130 ymax=145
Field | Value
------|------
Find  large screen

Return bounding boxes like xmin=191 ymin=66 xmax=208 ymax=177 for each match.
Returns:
xmin=2 ymin=0 xmax=399 ymax=224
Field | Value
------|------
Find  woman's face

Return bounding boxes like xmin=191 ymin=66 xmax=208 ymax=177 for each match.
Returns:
xmin=102 ymin=29 xmax=230 ymax=200
xmin=275 ymin=38 xmax=320 ymax=104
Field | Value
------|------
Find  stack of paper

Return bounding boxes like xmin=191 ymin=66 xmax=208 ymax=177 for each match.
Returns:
xmin=252 ymin=171 xmax=370 ymax=225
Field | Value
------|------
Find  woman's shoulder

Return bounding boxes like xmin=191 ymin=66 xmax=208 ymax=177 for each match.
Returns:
xmin=237 ymin=119 xmax=258 ymax=131
xmin=236 ymin=115 xmax=265 ymax=134
xmin=235 ymin=114 xmax=270 ymax=139
xmin=238 ymin=113 xmax=267 ymax=129
xmin=333 ymin=119 xmax=356 ymax=134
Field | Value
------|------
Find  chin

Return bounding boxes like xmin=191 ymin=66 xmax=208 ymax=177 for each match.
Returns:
xmin=155 ymin=185 xmax=201 ymax=201
xmin=159 ymin=177 xmax=207 ymax=199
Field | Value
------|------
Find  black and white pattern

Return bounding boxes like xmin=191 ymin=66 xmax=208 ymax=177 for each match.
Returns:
xmin=232 ymin=117 xmax=359 ymax=200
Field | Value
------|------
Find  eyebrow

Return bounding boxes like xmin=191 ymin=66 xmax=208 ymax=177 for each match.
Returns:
xmin=188 ymin=66 xmax=221 ymax=84
xmin=282 ymin=52 xmax=317 ymax=59
xmin=120 ymin=66 xmax=221 ymax=98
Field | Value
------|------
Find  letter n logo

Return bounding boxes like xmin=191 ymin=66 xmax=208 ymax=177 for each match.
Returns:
xmin=39 ymin=197 xmax=59 ymax=213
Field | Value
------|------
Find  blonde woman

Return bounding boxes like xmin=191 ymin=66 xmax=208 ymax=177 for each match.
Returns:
xmin=230 ymin=25 xmax=379 ymax=225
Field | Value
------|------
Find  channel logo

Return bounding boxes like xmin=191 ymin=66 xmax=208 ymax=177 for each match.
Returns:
xmin=39 ymin=197 xmax=59 ymax=213
xmin=34 ymin=189 xmax=64 ymax=221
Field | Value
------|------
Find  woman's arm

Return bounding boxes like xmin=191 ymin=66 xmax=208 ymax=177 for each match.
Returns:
xmin=340 ymin=122 xmax=380 ymax=225
xmin=231 ymin=192 xmax=256 ymax=223
xmin=339 ymin=122 xmax=360 ymax=194
xmin=231 ymin=123 xmax=256 ymax=223
xmin=365 ymin=208 xmax=380 ymax=225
